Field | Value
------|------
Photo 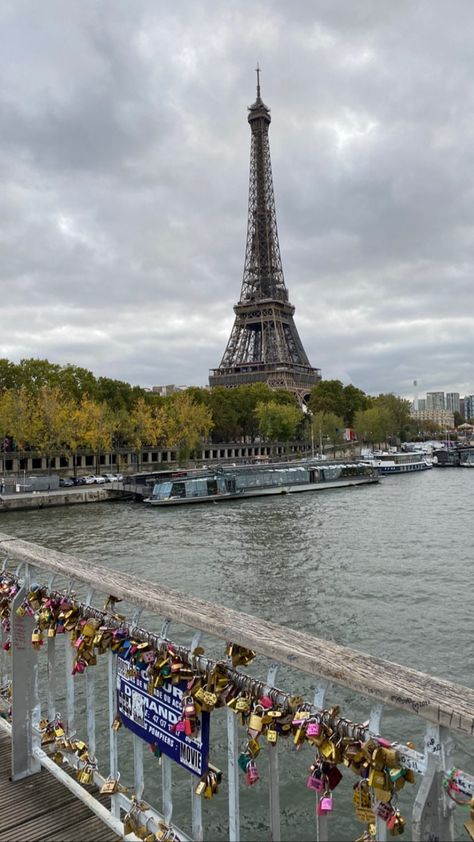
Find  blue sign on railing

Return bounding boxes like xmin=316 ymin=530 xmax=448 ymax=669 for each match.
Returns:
xmin=116 ymin=656 xmax=210 ymax=777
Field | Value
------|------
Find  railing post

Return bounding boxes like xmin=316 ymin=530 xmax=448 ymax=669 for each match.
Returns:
xmin=266 ymin=663 xmax=281 ymax=842
xmin=227 ymin=705 xmax=240 ymax=842
xmin=369 ymin=703 xmax=387 ymax=842
xmin=313 ymin=681 xmax=329 ymax=842
xmin=412 ymin=724 xmax=455 ymax=841
xmin=10 ymin=576 xmax=41 ymax=780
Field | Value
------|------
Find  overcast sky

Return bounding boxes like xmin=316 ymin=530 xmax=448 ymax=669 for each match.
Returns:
xmin=2 ymin=1 xmax=474 ymax=399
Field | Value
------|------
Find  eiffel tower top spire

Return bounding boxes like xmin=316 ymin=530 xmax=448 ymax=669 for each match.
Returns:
xmin=209 ymin=75 xmax=321 ymax=402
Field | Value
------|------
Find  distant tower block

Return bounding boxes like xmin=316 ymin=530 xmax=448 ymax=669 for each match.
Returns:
xmin=209 ymin=69 xmax=321 ymax=403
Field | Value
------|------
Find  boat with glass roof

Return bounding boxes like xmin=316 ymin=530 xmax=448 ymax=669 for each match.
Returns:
xmin=143 ymin=461 xmax=378 ymax=506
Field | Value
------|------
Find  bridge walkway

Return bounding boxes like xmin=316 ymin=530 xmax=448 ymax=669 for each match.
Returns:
xmin=0 ymin=733 xmax=120 ymax=842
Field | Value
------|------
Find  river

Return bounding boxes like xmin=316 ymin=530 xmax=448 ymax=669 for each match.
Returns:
xmin=1 ymin=467 xmax=473 ymax=840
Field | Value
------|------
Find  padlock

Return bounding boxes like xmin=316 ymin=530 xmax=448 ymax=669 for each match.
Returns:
xmin=317 ymin=792 xmax=333 ymax=814
xmin=371 ymin=747 xmax=386 ymax=770
xmin=307 ymin=768 xmax=324 ymax=792
xmin=352 ymin=782 xmax=372 ymax=809
xmin=245 ymin=759 xmax=260 ymax=786
xmin=373 ymin=786 xmax=392 ymax=803
xmin=238 ymin=753 xmax=251 ymax=773
xmin=247 ymin=737 xmax=261 ymax=757
xmin=248 ymin=704 xmax=264 ymax=734
xmin=266 ymin=725 xmax=278 ymax=744
xmin=183 ymin=696 xmax=196 ymax=718
xmin=377 ymin=801 xmax=395 ymax=822
xmin=326 ymin=765 xmax=343 ymax=790
xmin=306 ymin=719 xmax=320 ymax=739
xmin=100 ymin=774 xmax=121 ymax=795
xmin=111 ymin=714 xmax=122 ymax=731
xmin=387 ymin=811 xmax=405 ymax=835
xmin=367 ymin=767 xmax=387 ymax=789
xmin=195 ymin=778 xmax=207 ymax=796
xmin=388 ymin=766 xmax=405 ymax=782
xmin=184 ymin=717 xmax=196 ymax=737
xmin=235 ymin=695 xmax=250 ymax=713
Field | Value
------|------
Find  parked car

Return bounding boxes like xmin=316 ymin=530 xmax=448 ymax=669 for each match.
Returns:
xmin=59 ymin=478 xmax=74 ymax=487
xmin=102 ymin=473 xmax=121 ymax=482
xmin=83 ymin=475 xmax=96 ymax=484
xmin=93 ymin=475 xmax=106 ymax=484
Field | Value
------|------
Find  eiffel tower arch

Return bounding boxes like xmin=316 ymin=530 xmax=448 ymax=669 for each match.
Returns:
xmin=209 ymin=70 xmax=321 ymax=405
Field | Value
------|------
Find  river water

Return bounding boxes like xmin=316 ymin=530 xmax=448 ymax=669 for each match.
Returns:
xmin=2 ymin=468 xmax=473 ymax=840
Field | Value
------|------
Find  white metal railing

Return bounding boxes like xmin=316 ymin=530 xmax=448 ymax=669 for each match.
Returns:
xmin=0 ymin=533 xmax=473 ymax=842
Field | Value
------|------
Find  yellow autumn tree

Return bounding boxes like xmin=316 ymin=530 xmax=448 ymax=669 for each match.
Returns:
xmin=0 ymin=387 xmax=34 ymax=449
xmin=74 ymin=395 xmax=115 ymax=474
xmin=28 ymin=386 xmax=77 ymax=471
xmin=123 ymin=397 xmax=163 ymax=472
xmin=161 ymin=392 xmax=213 ymax=461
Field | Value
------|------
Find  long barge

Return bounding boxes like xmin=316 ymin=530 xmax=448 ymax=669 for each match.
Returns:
xmin=143 ymin=461 xmax=378 ymax=506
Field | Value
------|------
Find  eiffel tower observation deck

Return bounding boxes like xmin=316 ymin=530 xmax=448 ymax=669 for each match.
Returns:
xmin=209 ymin=69 xmax=321 ymax=403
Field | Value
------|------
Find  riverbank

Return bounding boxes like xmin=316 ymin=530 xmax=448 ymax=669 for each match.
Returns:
xmin=0 ymin=486 xmax=122 ymax=512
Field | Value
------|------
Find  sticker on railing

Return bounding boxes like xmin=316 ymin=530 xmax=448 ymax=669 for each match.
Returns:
xmin=116 ymin=656 xmax=210 ymax=776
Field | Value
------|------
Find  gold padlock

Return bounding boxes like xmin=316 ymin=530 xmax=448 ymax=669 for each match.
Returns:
xmin=248 ymin=704 xmax=264 ymax=733
xmin=100 ymin=775 xmax=120 ymax=794
xmin=235 ymin=695 xmax=250 ymax=713
xmin=267 ymin=726 xmax=278 ymax=744
xmin=111 ymin=714 xmax=122 ymax=731
xmin=367 ymin=767 xmax=387 ymax=789
xmin=373 ymin=786 xmax=392 ymax=803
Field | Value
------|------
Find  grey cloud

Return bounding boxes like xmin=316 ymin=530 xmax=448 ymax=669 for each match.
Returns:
xmin=1 ymin=0 xmax=474 ymax=398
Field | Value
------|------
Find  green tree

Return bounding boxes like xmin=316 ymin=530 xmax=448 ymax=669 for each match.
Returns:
xmin=343 ymin=384 xmax=370 ymax=426
xmin=373 ymin=393 xmax=411 ymax=439
xmin=16 ymin=358 xmax=62 ymax=395
xmin=255 ymin=401 xmax=303 ymax=442
xmin=308 ymin=380 xmax=346 ymax=419
xmin=0 ymin=359 xmax=18 ymax=393
xmin=311 ymin=411 xmax=345 ymax=456
xmin=353 ymin=407 xmax=393 ymax=448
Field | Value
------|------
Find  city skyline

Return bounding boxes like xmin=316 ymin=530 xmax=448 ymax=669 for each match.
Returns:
xmin=2 ymin=2 xmax=474 ymax=398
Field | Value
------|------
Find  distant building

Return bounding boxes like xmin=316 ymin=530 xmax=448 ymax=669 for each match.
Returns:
xmin=410 ymin=408 xmax=454 ymax=428
xmin=464 ymin=395 xmax=474 ymax=420
xmin=460 ymin=398 xmax=466 ymax=418
xmin=417 ymin=398 xmax=426 ymax=411
xmin=446 ymin=392 xmax=460 ymax=413
xmin=151 ymin=385 xmax=189 ymax=397
xmin=426 ymin=392 xmax=445 ymax=411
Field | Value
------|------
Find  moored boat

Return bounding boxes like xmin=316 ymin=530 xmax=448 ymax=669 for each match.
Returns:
xmin=143 ymin=461 xmax=378 ymax=506
xmin=358 ymin=450 xmax=432 ymax=475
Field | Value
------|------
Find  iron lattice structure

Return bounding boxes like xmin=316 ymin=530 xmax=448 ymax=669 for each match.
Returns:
xmin=209 ymin=72 xmax=321 ymax=403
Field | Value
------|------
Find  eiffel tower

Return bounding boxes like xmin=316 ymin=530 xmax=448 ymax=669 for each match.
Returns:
xmin=209 ymin=69 xmax=321 ymax=403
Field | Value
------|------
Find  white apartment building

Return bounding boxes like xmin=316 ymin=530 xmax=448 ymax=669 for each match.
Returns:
xmin=446 ymin=392 xmax=460 ymax=413
xmin=410 ymin=408 xmax=454 ymax=428
xmin=426 ymin=392 xmax=445 ymax=411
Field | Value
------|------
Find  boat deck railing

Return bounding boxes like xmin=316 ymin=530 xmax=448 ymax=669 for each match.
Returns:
xmin=0 ymin=531 xmax=473 ymax=841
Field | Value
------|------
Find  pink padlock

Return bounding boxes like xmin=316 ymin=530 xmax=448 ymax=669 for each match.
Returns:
xmin=306 ymin=720 xmax=320 ymax=737
xmin=317 ymin=794 xmax=333 ymax=814
xmin=376 ymin=736 xmax=393 ymax=748
xmin=245 ymin=760 xmax=260 ymax=786
xmin=307 ymin=772 xmax=324 ymax=792
xmin=173 ymin=720 xmax=186 ymax=734
xmin=259 ymin=695 xmax=273 ymax=709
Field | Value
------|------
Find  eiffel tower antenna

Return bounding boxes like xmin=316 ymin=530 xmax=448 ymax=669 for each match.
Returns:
xmin=209 ymin=75 xmax=321 ymax=403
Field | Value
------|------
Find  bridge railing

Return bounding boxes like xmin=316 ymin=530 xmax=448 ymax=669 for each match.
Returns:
xmin=0 ymin=530 xmax=473 ymax=841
